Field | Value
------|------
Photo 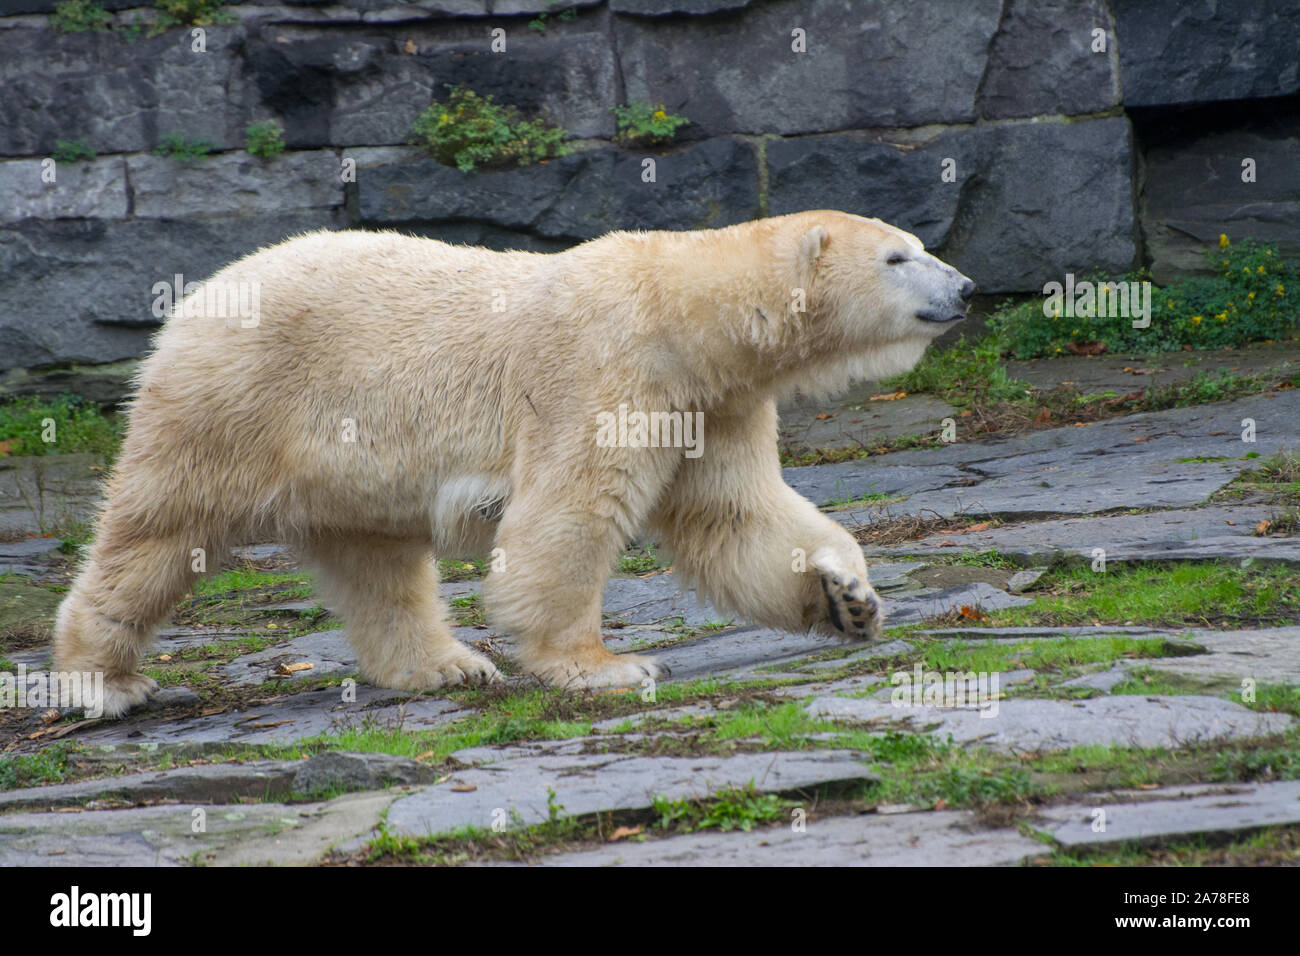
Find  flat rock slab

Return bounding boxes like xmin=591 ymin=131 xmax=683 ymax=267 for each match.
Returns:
xmin=804 ymin=389 xmax=1300 ymax=517
xmin=1038 ymin=780 xmax=1300 ymax=848
xmin=803 ymin=694 xmax=1293 ymax=752
xmin=384 ymin=750 xmax=878 ymax=838
xmin=0 ymin=535 xmax=63 ymax=575
xmin=218 ymin=629 xmax=358 ymax=685
xmin=778 ymin=387 xmax=956 ymax=453
xmin=653 ymin=626 xmax=847 ymax=681
xmin=861 ymin=504 xmax=1300 ymax=565
xmin=0 ymin=790 xmax=397 ymax=867
xmin=500 ymin=807 xmax=1042 ymax=867
xmin=68 ymin=686 xmax=466 ymax=749
xmin=1141 ymin=627 xmax=1300 ymax=684
xmin=601 ymin=574 xmax=725 ymax=627
xmin=0 ymin=751 xmax=431 ymax=813
xmin=886 ymin=582 xmax=1032 ymax=623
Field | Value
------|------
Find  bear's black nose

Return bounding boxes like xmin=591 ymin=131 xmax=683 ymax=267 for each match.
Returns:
xmin=959 ymin=279 xmax=977 ymax=301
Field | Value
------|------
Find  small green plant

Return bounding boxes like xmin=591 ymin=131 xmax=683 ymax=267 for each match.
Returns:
xmin=612 ymin=101 xmax=690 ymax=148
xmin=528 ymin=2 xmax=578 ymax=32
xmin=652 ymin=783 xmax=795 ymax=833
xmin=51 ymin=139 xmax=97 ymax=163
xmin=987 ymin=237 xmax=1299 ymax=359
xmin=51 ymin=0 xmax=112 ymax=32
xmin=154 ymin=133 xmax=214 ymax=162
xmin=884 ymin=334 xmax=1031 ymax=406
xmin=245 ymin=121 xmax=285 ymax=159
xmin=410 ymin=86 xmax=572 ymax=173
xmin=0 ymin=394 xmax=122 ymax=460
xmin=152 ymin=0 xmax=231 ymax=30
xmin=618 ymin=548 xmax=661 ymax=574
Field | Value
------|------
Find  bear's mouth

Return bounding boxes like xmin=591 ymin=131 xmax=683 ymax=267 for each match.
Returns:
xmin=915 ymin=308 xmax=967 ymax=324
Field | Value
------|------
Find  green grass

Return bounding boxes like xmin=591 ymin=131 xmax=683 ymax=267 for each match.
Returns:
xmin=191 ymin=568 xmax=313 ymax=600
xmin=411 ymin=85 xmax=572 ymax=173
xmin=154 ymin=132 xmax=214 ymax=162
xmin=652 ymin=783 xmax=796 ymax=833
xmin=988 ymin=238 xmax=1299 ymax=358
xmin=979 ymin=561 xmax=1299 ymax=629
xmin=918 ymin=635 xmax=1188 ymax=676
xmin=0 ymin=393 xmax=122 ymax=459
xmin=0 ymin=743 xmax=73 ymax=790
xmin=618 ymin=547 xmax=664 ymax=574
xmin=51 ymin=0 xmax=111 ymax=32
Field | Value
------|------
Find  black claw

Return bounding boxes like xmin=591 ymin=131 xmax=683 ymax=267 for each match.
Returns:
xmin=849 ymin=605 xmax=865 ymax=616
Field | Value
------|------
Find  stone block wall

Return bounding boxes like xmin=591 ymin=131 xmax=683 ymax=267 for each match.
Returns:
xmin=1 ymin=0 xmax=1296 ymax=370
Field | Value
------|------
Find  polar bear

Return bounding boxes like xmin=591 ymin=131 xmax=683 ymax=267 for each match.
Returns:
xmin=53 ymin=210 xmax=974 ymax=716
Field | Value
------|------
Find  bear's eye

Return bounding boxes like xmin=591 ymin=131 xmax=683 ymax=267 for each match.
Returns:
xmin=886 ymin=253 xmax=908 ymax=265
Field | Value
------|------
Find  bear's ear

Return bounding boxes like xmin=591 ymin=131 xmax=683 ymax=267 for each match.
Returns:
xmin=797 ymin=225 xmax=828 ymax=275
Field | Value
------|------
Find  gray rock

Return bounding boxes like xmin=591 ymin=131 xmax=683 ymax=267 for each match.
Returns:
xmin=505 ymin=806 xmax=1042 ymax=866
xmin=127 ymin=150 xmax=343 ymax=218
xmin=654 ymin=625 xmax=847 ymax=681
xmin=1115 ymin=0 xmax=1300 ymax=106
xmin=0 ymin=790 xmax=396 ymax=866
xmin=779 ymin=387 xmax=957 ymax=454
xmin=1057 ymin=664 xmax=1133 ymax=692
xmin=383 ymin=749 xmax=879 ymax=837
xmin=767 ymin=127 xmax=977 ymax=250
xmin=938 ymin=117 xmax=1136 ymax=294
xmin=865 ymin=506 xmax=1298 ymax=566
xmin=353 ymin=138 xmax=760 ymax=240
xmin=601 ymin=574 xmax=724 ymax=628
xmin=291 ymin=750 xmax=436 ymax=794
xmin=1142 ymin=112 xmax=1300 ymax=282
xmin=980 ymin=0 xmax=1119 ymax=119
xmin=614 ymin=0 xmax=1001 ymax=136
xmin=144 ymin=687 xmax=203 ymax=710
xmin=833 ymin=390 xmax=1300 ymax=521
xmin=70 ymin=684 xmax=466 ymax=748
xmin=886 ymin=582 xmax=1032 ymax=624
xmin=0 ymin=156 xmax=128 ymax=224
xmin=610 ymin=0 xmax=753 ymax=14
xmin=1141 ymin=627 xmax=1300 ymax=685
xmin=804 ymin=693 xmax=1293 ymax=753
xmin=245 ymin=13 xmax=616 ymax=147
xmin=217 ymin=628 xmax=358 ymax=685
xmin=1038 ymin=779 xmax=1300 ymax=847
xmin=0 ymin=25 xmax=254 ymax=156
xmin=0 ymin=760 xmax=302 ymax=811
xmin=0 ymin=212 xmax=344 ymax=371
xmin=1006 ymin=569 xmax=1047 ymax=593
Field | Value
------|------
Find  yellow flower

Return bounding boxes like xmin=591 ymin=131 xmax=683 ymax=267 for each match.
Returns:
xmin=1216 ymin=312 xmax=1227 ymax=321
xmin=1277 ymin=284 xmax=1286 ymax=295
xmin=652 ymin=109 xmax=667 ymax=122
xmin=1219 ymin=233 xmax=1230 ymax=247
xmin=1248 ymin=292 xmax=1256 ymax=300
xmin=1191 ymin=315 xmax=1202 ymax=325
xmin=1257 ymin=265 xmax=1266 ymax=273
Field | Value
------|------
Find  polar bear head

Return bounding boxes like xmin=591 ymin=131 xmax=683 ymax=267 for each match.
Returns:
xmin=774 ymin=211 xmax=976 ymax=394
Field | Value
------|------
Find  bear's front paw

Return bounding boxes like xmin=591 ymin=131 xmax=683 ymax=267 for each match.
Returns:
xmin=810 ymin=547 xmax=884 ymax=641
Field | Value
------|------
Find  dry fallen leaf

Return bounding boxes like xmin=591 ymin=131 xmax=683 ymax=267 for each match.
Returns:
xmin=403 ymin=38 xmax=418 ymax=54
xmin=1133 ymin=436 xmax=1148 ymax=442
xmin=450 ymin=785 xmax=478 ymax=793
xmin=869 ymin=391 xmax=907 ymax=402
xmin=0 ymin=440 xmax=12 ymax=457
xmin=1033 ymin=407 xmax=1052 ymax=423
xmin=40 ymin=709 xmax=61 ymax=725
xmin=1256 ymin=520 xmax=1272 ymax=534
xmin=274 ymin=661 xmax=314 ymax=675
xmin=815 ymin=412 xmax=837 ymax=420
xmin=608 ymin=824 xmax=644 ymax=842
xmin=963 ymin=521 xmax=991 ymax=533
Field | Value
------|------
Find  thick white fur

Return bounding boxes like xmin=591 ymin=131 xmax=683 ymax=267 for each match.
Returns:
xmin=52 ymin=210 xmax=969 ymax=716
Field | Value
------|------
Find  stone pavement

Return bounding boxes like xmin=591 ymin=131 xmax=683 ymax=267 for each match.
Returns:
xmin=1 ymin=367 xmax=1298 ymax=865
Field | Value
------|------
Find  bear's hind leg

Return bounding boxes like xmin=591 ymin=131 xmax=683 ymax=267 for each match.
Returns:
xmin=53 ymin=517 xmax=210 ymax=717
xmin=306 ymin=536 xmax=499 ymax=691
